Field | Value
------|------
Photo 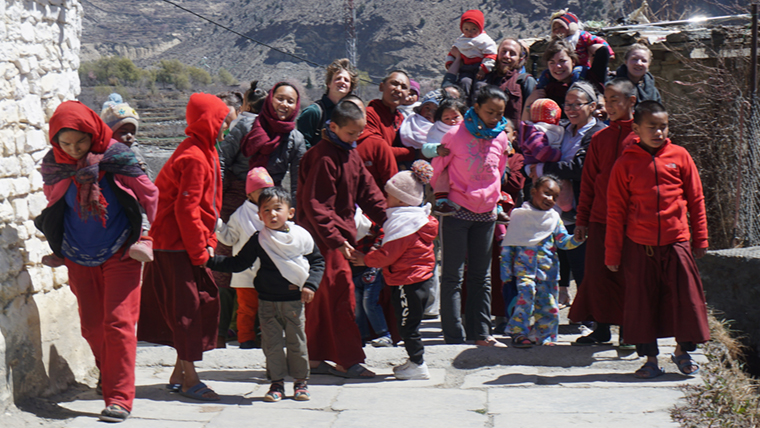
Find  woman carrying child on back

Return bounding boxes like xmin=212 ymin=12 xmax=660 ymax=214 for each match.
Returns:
xmin=36 ymin=101 xmax=159 ymax=422
xmin=614 ymin=43 xmax=662 ymax=104
xmin=432 ymin=85 xmax=515 ymax=347
xmin=501 ymin=175 xmax=585 ymax=347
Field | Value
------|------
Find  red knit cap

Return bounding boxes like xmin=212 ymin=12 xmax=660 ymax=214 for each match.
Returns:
xmin=460 ymin=10 xmax=484 ymax=34
xmin=530 ymin=98 xmax=562 ymax=126
xmin=552 ymin=12 xmax=579 ymax=34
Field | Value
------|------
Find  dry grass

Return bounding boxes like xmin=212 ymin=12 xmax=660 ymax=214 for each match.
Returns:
xmin=672 ymin=312 xmax=760 ymax=427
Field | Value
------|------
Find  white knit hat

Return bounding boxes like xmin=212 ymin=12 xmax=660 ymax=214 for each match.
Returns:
xmin=384 ymin=160 xmax=433 ymax=206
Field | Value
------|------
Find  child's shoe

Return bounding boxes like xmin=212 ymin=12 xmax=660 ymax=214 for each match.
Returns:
xmin=128 ymin=236 xmax=153 ymax=262
xmin=99 ymin=404 xmax=130 ymax=422
xmin=370 ymin=334 xmax=393 ymax=348
xmin=239 ymin=340 xmax=260 ymax=349
xmin=433 ymin=199 xmax=459 ymax=216
xmin=393 ymin=359 xmax=430 ymax=380
xmin=41 ymin=254 xmax=65 ymax=268
xmin=263 ymin=382 xmax=285 ymax=402
xmin=293 ymin=382 xmax=310 ymax=401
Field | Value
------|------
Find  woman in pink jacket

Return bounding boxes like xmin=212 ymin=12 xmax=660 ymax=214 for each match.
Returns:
xmin=431 ymin=86 xmax=515 ymax=347
xmin=35 ymin=101 xmax=158 ymax=423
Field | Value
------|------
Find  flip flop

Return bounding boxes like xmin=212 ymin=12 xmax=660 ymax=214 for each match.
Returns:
xmin=179 ymin=382 xmax=220 ymax=402
xmin=310 ymin=361 xmax=335 ymax=375
xmin=328 ymin=363 xmax=375 ymax=378
xmin=634 ymin=362 xmax=665 ymax=379
xmin=512 ymin=336 xmax=533 ymax=348
xmin=671 ymin=353 xmax=700 ymax=375
xmin=166 ymin=383 xmax=181 ymax=393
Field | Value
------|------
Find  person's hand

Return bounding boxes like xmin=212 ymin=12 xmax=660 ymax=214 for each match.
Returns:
xmin=351 ymin=250 xmax=366 ymax=266
xmin=437 ymin=145 xmax=451 ymax=157
xmin=693 ymin=247 xmax=707 ymax=259
xmin=301 ymin=287 xmax=315 ymax=304
xmin=215 ymin=218 xmax=224 ymax=232
xmin=338 ymin=241 xmax=355 ymax=260
xmin=574 ymin=225 xmax=588 ymax=242
xmin=476 ymin=69 xmax=486 ymax=80
xmin=607 ymin=265 xmax=619 ymax=272
xmin=207 ymin=246 xmax=215 ymax=258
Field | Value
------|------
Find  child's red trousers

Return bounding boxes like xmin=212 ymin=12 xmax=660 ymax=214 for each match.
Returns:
xmin=236 ymin=288 xmax=259 ymax=343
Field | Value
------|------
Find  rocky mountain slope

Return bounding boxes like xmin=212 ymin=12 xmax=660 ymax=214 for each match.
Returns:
xmin=80 ymin=0 xmax=741 ymax=89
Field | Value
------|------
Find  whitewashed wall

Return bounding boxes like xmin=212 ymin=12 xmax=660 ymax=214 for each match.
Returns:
xmin=0 ymin=0 xmax=94 ymax=412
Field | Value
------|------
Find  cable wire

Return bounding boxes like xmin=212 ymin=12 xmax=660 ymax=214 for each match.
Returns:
xmin=159 ymin=0 xmax=376 ymax=84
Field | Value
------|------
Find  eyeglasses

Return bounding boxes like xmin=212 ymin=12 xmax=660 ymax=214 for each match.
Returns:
xmin=563 ymin=101 xmax=594 ymax=111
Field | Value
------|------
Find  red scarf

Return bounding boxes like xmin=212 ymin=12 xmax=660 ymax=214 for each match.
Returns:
xmin=241 ymin=83 xmax=300 ymax=169
xmin=48 ymin=101 xmax=115 ymax=226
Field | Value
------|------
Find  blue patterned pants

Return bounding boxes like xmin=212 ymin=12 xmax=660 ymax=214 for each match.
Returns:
xmin=507 ymin=277 xmax=560 ymax=344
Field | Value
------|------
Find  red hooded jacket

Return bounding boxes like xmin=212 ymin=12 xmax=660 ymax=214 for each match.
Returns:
xmin=357 ymin=99 xmax=414 ymax=173
xmin=364 ymin=215 xmax=438 ymax=286
xmin=605 ymin=139 xmax=708 ymax=266
xmin=576 ymin=118 xmax=636 ymax=227
xmin=150 ymin=93 xmax=228 ymax=265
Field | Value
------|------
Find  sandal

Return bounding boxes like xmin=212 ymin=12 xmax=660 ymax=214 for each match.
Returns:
xmin=634 ymin=362 xmax=665 ymax=379
xmin=671 ymin=353 xmax=700 ymax=375
xmin=512 ymin=336 xmax=533 ymax=348
xmin=476 ymin=336 xmax=507 ymax=348
xmin=293 ymin=382 xmax=310 ymax=401
xmin=328 ymin=363 xmax=375 ymax=378
xmin=310 ymin=361 xmax=334 ymax=375
xmin=264 ymin=382 xmax=285 ymax=402
xmin=179 ymin=382 xmax=220 ymax=402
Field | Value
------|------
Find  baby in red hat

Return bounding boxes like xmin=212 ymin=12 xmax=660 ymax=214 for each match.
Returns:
xmin=443 ymin=10 xmax=497 ymax=101
xmin=549 ymin=9 xmax=614 ymax=68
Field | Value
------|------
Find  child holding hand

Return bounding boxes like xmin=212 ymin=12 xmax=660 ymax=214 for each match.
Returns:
xmin=605 ymin=101 xmax=709 ymax=379
xmin=501 ymin=175 xmax=585 ymax=347
xmin=207 ymin=187 xmax=325 ymax=401
xmin=214 ymin=167 xmax=274 ymax=349
xmin=352 ymin=160 xmax=438 ymax=380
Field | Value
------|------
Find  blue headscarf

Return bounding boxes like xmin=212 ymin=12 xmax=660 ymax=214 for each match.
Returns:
xmin=463 ymin=107 xmax=508 ymax=140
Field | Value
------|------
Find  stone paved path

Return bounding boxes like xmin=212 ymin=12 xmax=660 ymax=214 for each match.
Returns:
xmin=7 ymin=304 xmax=704 ymax=428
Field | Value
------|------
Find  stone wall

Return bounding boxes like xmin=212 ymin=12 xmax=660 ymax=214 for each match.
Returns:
xmin=0 ymin=0 xmax=94 ymax=413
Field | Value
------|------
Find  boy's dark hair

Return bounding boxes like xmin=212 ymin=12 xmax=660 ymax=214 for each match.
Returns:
xmin=475 ymin=85 xmax=508 ymax=106
xmin=634 ymin=100 xmax=667 ymax=124
xmin=382 ymin=70 xmax=410 ymax=83
xmin=433 ymin=98 xmax=467 ymax=122
xmin=534 ymin=174 xmax=560 ymax=189
xmin=605 ymin=78 xmax=637 ymax=99
xmin=244 ymin=80 xmax=268 ymax=114
xmin=442 ymin=84 xmax=464 ymax=101
xmin=331 ymin=99 xmax=365 ymax=127
xmin=216 ymin=91 xmax=244 ymax=110
xmin=257 ymin=186 xmax=292 ymax=208
xmin=542 ymin=38 xmax=579 ymax=65
xmin=341 ymin=94 xmax=364 ymax=105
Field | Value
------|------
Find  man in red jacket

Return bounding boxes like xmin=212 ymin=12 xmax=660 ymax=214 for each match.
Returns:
xmin=605 ymin=101 xmax=709 ymax=379
xmin=356 ymin=70 xmax=413 ymax=187
xmin=570 ymin=79 xmax=637 ymax=346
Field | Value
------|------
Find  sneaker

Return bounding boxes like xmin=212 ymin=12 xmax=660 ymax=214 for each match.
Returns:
xmin=370 ymin=335 xmax=393 ymax=348
xmin=293 ymin=382 xmax=310 ymax=401
xmin=433 ymin=200 xmax=458 ymax=216
xmin=99 ymin=404 xmax=130 ymax=423
xmin=263 ymin=382 xmax=285 ymax=402
xmin=128 ymin=237 xmax=153 ymax=263
xmin=41 ymin=254 xmax=65 ymax=268
xmin=239 ymin=340 xmax=260 ymax=349
xmin=393 ymin=360 xmax=430 ymax=380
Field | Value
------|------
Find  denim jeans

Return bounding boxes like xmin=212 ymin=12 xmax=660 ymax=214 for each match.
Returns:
xmin=353 ymin=267 xmax=389 ymax=340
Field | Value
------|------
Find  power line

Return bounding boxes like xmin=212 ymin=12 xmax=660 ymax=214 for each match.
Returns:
xmin=158 ymin=0 xmax=376 ymax=84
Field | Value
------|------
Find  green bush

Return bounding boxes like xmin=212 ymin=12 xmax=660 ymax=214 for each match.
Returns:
xmin=79 ymin=56 xmax=143 ymax=86
xmin=187 ymin=66 xmax=212 ymax=85
xmin=217 ymin=68 xmax=238 ymax=85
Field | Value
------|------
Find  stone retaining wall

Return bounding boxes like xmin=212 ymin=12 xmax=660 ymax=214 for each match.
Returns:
xmin=0 ymin=0 xmax=93 ymax=413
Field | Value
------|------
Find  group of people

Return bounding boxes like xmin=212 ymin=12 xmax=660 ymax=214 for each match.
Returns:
xmin=33 ymin=7 xmax=710 ymax=423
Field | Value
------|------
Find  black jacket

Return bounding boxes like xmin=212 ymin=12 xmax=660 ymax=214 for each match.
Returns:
xmin=206 ymin=230 xmax=324 ymax=301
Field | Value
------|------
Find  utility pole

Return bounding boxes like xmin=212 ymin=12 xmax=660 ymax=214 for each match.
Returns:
xmin=345 ymin=0 xmax=357 ymax=67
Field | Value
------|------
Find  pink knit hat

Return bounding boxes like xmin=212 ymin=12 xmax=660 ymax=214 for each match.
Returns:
xmin=530 ymin=98 xmax=562 ymax=126
xmin=385 ymin=160 xmax=434 ymax=206
xmin=246 ymin=167 xmax=274 ymax=195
